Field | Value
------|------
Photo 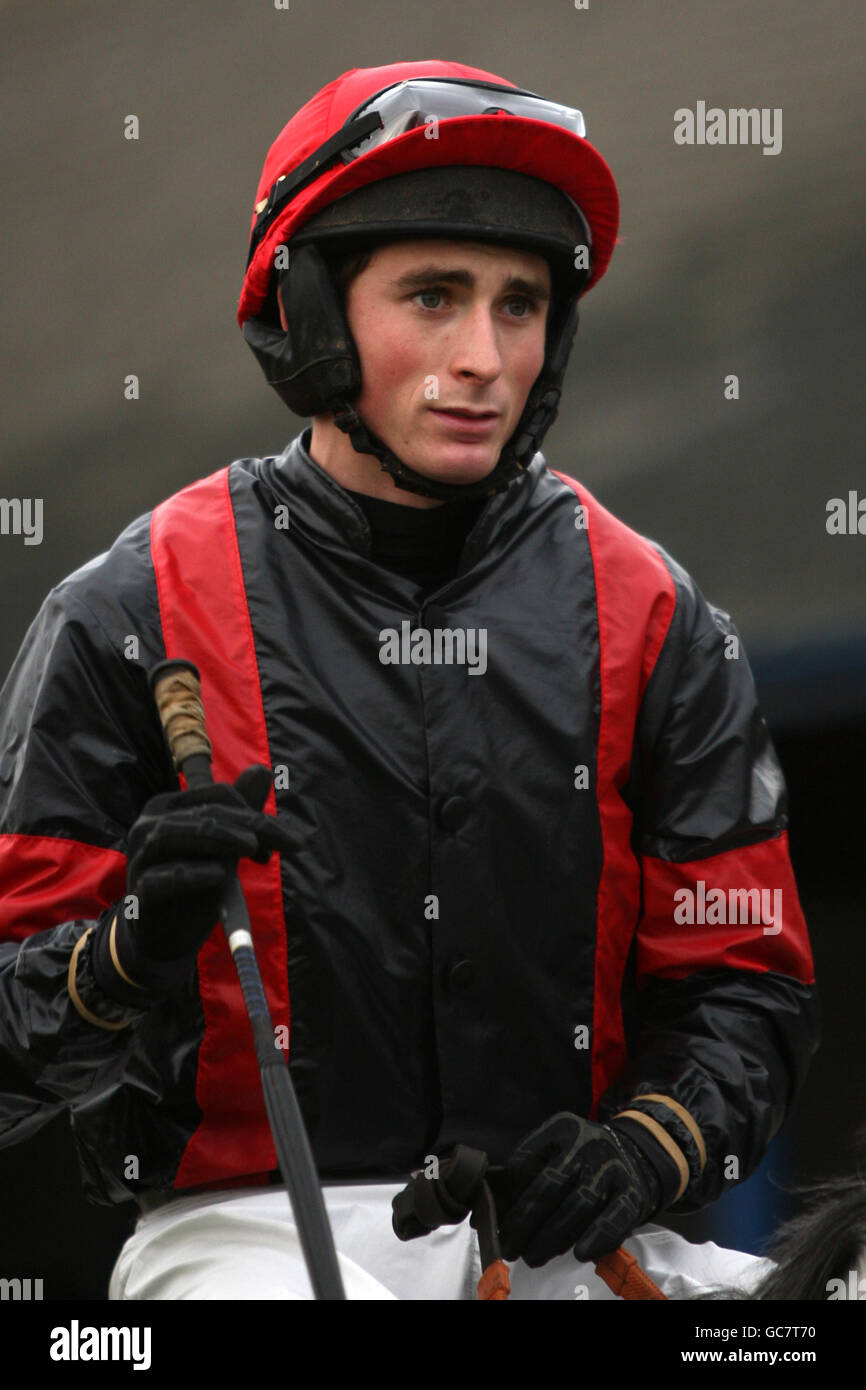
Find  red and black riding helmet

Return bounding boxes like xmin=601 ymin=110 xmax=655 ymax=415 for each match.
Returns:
xmin=239 ymin=60 xmax=620 ymax=501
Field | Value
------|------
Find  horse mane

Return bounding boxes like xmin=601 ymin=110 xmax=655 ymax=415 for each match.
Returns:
xmin=695 ymin=1130 xmax=866 ymax=1301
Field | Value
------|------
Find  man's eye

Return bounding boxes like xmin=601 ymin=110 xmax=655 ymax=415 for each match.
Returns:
xmin=505 ymin=296 xmax=538 ymax=317
xmin=414 ymin=288 xmax=445 ymax=309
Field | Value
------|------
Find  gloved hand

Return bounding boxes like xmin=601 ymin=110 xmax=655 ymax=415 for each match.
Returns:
xmin=90 ymin=764 xmax=293 ymax=1001
xmin=493 ymin=1112 xmax=667 ymax=1268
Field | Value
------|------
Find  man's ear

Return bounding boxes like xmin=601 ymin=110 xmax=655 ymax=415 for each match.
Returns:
xmin=276 ymin=284 xmax=288 ymax=332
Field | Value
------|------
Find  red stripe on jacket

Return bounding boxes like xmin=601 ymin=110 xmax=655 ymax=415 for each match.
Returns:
xmin=639 ymin=832 xmax=815 ymax=984
xmin=151 ymin=466 xmax=289 ymax=1188
xmin=551 ymin=472 xmax=678 ymax=1114
xmin=0 ymin=834 xmax=126 ymax=940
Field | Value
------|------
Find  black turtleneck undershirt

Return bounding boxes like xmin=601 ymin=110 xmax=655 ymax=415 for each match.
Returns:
xmin=344 ymin=486 xmax=487 ymax=595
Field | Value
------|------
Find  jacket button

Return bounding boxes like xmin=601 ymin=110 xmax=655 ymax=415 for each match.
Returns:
xmin=437 ymin=795 xmax=469 ymax=832
xmin=444 ymin=959 xmax=474 ymax=992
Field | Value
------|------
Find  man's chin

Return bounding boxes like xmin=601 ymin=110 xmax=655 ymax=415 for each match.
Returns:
xmin=404 ymin=444 xmax=503 ymax=488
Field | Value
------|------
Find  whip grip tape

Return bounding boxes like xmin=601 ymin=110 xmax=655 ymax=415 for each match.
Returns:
xmin=150 ymin=661 xmax=213 ymax=769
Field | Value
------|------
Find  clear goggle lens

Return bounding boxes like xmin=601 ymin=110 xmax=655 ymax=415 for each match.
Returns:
xmin=341 ymin=79 xmax=587 ymax=164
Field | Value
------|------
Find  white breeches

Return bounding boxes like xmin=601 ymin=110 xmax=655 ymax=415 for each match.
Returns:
xmin=109 ymin=1181 xmax=772 ymax=1301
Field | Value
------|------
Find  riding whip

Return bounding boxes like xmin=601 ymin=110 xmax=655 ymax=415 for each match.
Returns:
xmin=149 ymin=658 xmax=346 ymax=1301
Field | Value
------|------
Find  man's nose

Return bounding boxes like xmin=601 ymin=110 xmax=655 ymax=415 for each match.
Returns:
xmin=449 ymin=302 xmax=503 ymax=380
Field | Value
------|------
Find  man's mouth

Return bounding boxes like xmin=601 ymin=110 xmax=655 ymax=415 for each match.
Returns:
xmin=429 ymin=407 xmax=501 ymax=438
xmin=433 ymin=407 xmax=499 ymax=418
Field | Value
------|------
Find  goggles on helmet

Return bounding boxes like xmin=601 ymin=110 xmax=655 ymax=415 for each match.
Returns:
xmin=342 ymin=77 xmax=586 ymax=155
xmin=247 ymin=78 xmax=589 ymax=269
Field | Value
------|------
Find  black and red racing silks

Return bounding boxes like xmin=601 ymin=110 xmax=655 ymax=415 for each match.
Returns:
xmin=0 ymin=430 xmax=817 ymax=1206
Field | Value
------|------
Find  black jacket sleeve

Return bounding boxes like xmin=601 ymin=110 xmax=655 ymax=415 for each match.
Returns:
xmin=597 ymin=549 xmax=820 ymax=1212
xmin=0 ymin=528 xmax=170 ymax=1149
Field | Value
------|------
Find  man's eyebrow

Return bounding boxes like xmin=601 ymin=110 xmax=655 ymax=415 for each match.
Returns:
xmin=391 ymin=265 xmax=550 ymax=300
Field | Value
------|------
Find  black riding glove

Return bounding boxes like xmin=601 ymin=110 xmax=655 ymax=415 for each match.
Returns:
xmin=494 ymin=1111 xmax=673 ymax=1268
xmin=90 ymin=764 xmax=293 ymax=1002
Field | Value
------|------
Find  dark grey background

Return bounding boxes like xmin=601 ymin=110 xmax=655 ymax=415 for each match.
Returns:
xmin=1 ymin=0 xmax=863 ymax=1297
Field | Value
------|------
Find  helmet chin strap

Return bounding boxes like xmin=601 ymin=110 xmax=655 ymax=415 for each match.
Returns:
xmin=330 ymin=405 xmax=524 ymax=502
xmin=331 ymin=371 xmax=565 ymax=505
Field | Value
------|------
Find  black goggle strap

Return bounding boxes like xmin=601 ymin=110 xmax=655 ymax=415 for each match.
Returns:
xmin=246 ymin=110 xmax=384 ymax=270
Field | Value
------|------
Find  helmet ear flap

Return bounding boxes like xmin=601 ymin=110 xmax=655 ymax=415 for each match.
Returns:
xmin=241 ymin=242 xmax=361 ymax=416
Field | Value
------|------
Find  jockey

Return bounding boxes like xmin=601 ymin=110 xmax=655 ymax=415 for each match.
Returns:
xmin=0 ymin=60 xmax=818 ymax=1299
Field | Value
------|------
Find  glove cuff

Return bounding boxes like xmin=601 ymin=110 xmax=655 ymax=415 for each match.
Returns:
xmin=71 ymin=914 xmax=151 ymax=1025
xmin=607 ymin=1116 xmax=682 ymax=1210
xmin=89 ymin=909 xmax=165 ymax=1007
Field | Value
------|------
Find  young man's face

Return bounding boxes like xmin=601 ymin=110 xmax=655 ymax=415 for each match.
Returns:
xmin=338 ymin=238 xmax=551 ymax=490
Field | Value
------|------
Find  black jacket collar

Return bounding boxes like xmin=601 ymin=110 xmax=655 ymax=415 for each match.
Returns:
xmin=261 ymin=427 xmax=549 ymax=570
